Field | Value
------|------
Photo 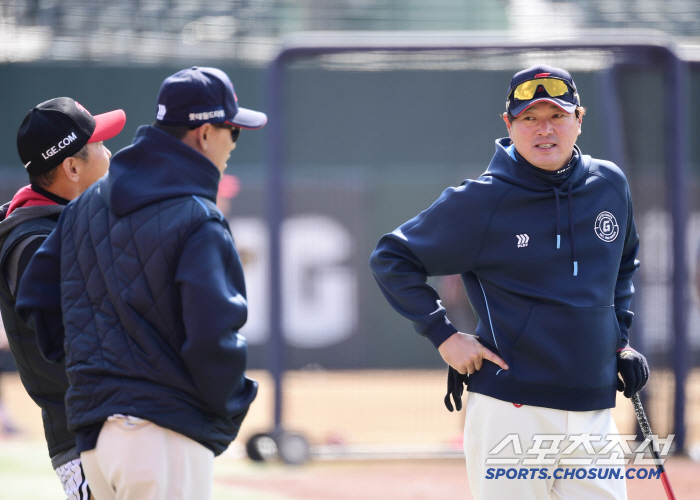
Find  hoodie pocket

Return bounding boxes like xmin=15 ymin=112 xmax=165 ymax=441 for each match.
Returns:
xmin=509 ymin=304 xmax=619 ymax=390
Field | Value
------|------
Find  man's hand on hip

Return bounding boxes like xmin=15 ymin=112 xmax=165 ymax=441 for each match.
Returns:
xmin=438 ymin=332 xmax=508 ymax=375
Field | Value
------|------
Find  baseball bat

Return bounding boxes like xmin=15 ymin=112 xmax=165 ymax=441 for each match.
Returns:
xmin=631 ymin=393 xmax=676 ymax=500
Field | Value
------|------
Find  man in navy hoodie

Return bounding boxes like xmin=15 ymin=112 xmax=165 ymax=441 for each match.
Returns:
xmin=370 ymin=65 xmax=648 ymax=499
xmin=0 ymin=97 xmax=125 ymax=499
xmin=16 ymin=67 xmax=264 ymax=500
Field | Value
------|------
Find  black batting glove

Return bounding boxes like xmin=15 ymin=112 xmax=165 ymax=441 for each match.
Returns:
xmin=444 ymin=366 xmax=468 ymax=412
xmin=616 ymin=347 xmax=649 ymax=398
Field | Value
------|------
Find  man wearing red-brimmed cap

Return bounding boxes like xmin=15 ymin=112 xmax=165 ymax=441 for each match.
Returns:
xmin=0 ymin=96 xmax=125 ymax=500
xmin=16 ymin=67 xmax=264 ymax=500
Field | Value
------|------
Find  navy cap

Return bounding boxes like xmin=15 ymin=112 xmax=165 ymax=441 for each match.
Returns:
xmin=17 ymin=97 xmax=126 ymax=176
xmin=506 ymin=65 xmax=580 ymax=117
xmin=155 ymin=66 xmax=267 ymax=129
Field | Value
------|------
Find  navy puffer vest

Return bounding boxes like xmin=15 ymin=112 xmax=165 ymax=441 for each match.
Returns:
xmin=59 ymin=181 xmax=252 ymax=455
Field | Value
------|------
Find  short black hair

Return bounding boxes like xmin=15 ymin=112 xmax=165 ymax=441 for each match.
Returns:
xmin=72 ymin=143 xmax=90 ymax=162
xmin=29 ymin=166 xmax=58 ymax=189
xmin=152 ymin=121 xmax=193 ymax=140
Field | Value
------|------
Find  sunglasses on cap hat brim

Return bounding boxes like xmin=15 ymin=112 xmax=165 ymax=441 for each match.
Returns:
xmin=508 ymin=77 xmax=579 ymax=116
xmin=510 ymin=78 xmax=571 ymax=101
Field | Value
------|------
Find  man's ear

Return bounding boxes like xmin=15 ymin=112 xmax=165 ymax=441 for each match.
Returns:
xmin=198 ymin=123 xmax=214 ymax=151
xmin=181 ymin=124 xmax=213 ymax=154
xmin=502 ymin=112 xmax=512 ymax=137
xmin=59 ymin=156 xmax=80 ymax=183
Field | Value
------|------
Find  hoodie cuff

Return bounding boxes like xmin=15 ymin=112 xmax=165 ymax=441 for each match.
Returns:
xmin=425 ymin=320 xmax=459 ymax=349
xmin=617 ymin=324 xmax=629 ymax=350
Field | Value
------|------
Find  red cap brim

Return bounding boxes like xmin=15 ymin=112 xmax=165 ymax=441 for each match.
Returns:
xmin=89 ymin=109 xmax=126 ymax=143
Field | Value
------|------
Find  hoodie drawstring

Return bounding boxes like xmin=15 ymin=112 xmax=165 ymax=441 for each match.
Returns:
xmin=568 ymin=183 xmax=578 ymax=276
xmin=553 ymin=187 xmax=561 ymax=249
xmin=553 ymin=184 xmax=578 ymax=276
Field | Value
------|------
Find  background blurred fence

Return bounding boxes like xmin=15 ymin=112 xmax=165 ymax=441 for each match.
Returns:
xmin=1 ymin=0 xmax=700 ymax=459
xmin=3 ymin=1 xmax=700 ymax=64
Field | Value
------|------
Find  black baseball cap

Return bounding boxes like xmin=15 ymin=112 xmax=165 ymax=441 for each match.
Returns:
xmin=154 ymin=66 xmax=267 ymax=129
xmin=506 ymin=65 xmax=580 ymax=117
xmin=17 ymin=97 xmax=126 ymax=176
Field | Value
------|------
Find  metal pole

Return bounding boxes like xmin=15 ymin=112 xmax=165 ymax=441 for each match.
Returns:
xmin=598 ymin=65 xmax=627 ymax=169
xmin=266 ymin=54 xmax=285 ymax=431
xmin=668 ymin=54 xmax=689 ymax=453
xmin=598 ymin=63 xmax=650 ymax=442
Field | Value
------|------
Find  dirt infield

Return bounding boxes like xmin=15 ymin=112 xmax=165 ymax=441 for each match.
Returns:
xmin=1 ymin=438 xmax=697 ymax=499
xmin=214 ymin=456 xmax=700 ymax=500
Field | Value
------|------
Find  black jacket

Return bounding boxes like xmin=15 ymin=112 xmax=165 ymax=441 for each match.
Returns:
xmin=0 ymin=196 xmax=74 ymax=459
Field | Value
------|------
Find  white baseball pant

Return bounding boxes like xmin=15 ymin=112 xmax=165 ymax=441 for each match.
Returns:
xmin=81 ymin=415 xmax=214 ymax=500
xmin=464 ymin=392 xmax=628 ymax=500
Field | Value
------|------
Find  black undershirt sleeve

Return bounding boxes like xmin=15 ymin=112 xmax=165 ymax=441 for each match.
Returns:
xmin=12 ymin=236 xmax=46 ymax=297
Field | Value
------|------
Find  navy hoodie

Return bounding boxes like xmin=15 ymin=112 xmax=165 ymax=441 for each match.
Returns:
xmin=16 ymin=125 xmax=257 ymax=455
xmin=370 ymin=138 xmax=639 ymax=411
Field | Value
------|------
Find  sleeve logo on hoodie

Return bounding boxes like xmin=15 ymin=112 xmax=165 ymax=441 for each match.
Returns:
xmin=595 ymin=211 xmax=619 ymax=242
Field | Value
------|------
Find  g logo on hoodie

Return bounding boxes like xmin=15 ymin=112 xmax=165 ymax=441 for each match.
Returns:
xmin=595 ymin=211 xmax=619 ymax=242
